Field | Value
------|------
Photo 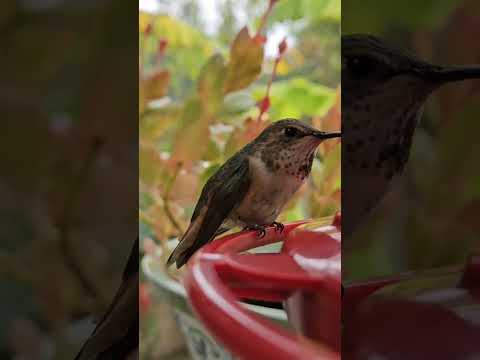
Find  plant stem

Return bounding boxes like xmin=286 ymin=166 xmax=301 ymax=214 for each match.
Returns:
xmin=256 ymin=0 xmax=278 ymax=37
xmin=162 ymin=162 xmax=184 ymax=234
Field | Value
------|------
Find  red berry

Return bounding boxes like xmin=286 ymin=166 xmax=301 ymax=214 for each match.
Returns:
xmin=139 ymin=283 xmax=151 ymax=315
xmin=144 ymin=23 xmax=153 ymax=36
xmin=253 ymin=34 xmax=267 ymax=45
xmin=158 ymin=38 xmax=168 ymax=54
xmin=258 ymin=96 xmax=270 ymax=113
xmin=278 ymin=37 xmax=288 ymax=55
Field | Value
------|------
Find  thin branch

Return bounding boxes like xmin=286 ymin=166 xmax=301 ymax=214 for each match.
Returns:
xmin=162 ymin=162 xmax=184 ymax=234
xmin=256 ymin=37 xmax=287 ymax=123
xmin=256 ymin=0 xmax=279 ymax=37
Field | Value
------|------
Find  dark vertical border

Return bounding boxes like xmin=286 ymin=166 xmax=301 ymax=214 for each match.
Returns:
xmin=342 ymin=1 xmax=480 ymax=358
xmin=0 ymin=0 xmax=138 ymax=358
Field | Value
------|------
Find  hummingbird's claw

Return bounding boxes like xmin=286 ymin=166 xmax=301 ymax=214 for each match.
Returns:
xmin=256 ymin=228 xmax=267 ymax=238
xmin=243 ymin=224 xmax=267 ymax=238
xmin=271 ymin=222 xmax=284 ymax=233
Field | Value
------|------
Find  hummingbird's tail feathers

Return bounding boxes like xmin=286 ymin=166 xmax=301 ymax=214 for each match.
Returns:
xmin=165 ymin=248 xmax=178 ymax=267
xmin=165 ymin=230 xmax=192 ymax=267
xmin=166 ymin=208 xmax=207 ymax=268
xmin=167 ymin=225 xmax=232 ymax=268
xmin=174 ymin=249 xmax=192 ymax=269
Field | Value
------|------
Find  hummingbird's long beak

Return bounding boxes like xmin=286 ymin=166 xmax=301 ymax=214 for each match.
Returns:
xmin=423 ymin=65 xmax=480 ymax=83
xmin=312 ymin=130 xmax=342 ymax=139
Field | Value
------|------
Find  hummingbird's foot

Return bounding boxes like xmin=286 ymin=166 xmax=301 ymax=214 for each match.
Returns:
xmin=255 ymin=228 xmax=267 ymax=238
xmin=271 ymin=221 xmax=284 ymax=233
xmin=243 ymin=224 xmax=267 ymax=238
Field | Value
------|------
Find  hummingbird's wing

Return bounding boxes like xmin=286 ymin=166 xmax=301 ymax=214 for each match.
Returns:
xmin=167 ymin=156 xmax=251 ymax=268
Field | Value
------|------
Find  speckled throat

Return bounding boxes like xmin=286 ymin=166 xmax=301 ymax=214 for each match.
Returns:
xmin=342 ymin=73 xmax=433 ymax=237
xmin=259 ymin=137 xmax=317 ymax=181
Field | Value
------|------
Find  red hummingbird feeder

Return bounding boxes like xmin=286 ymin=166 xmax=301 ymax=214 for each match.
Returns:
xmin=342 ymin=251 xmax=480 ymax=359
xmin=183 ymin=214 xmax=342 ymax=359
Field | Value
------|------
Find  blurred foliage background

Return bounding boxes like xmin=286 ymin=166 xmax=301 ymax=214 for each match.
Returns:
xmin=139 ymin=0 xmax=340 ymax=358
xmin=343 ymin=0 xmax=480 ymax=281
xmin=0 ymin=0 xmax=137 ymax=358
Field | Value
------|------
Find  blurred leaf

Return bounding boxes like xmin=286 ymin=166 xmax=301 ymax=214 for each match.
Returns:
xmin=315 ymin=88 xmax=341 ymax=154
xmin=254 ymin=77 xmax=336 ymax=119
xmin=219 ymin=91 xmax=256 ymax=120
xmin=203 ymin=139 xmax=223 ymax=162
xmin=271 ymin=0 xmax=340 ymax=23
xmin=140 ymin=105 xmax=180 ymax=142
xmin=151 ymin=14 xmax=212 ymax=51
xmin=270 ymin=0 xmax=305 ymax=22
xmin=223 ymin=118 xmax=269 ymax=158
xmin=142 ymin=70 xmax=170 ymax=103
xmin=139 ymin=192 xmax=155 ymax=210
xmin=305 ymin=0 xmax=341 ymax=22
xmin=197 ymin=54 xmax=227 ymax=115
xmin=313 ymin=143 xmax=341 ymax=195
xmin=139 ymin=79 xmax=146 ymax=114
xmin=170 ymin=98 xmax=211 ymax=167
xmin=139 ymin=144 xmax=167 ymax=187
xmin=140 ymin=13 xmax=215 ymax=98
xmin=224 ymin=27 xmax=264 ymax=93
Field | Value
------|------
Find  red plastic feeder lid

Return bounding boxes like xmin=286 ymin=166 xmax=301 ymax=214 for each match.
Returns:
xmin=343 ymin=250 xmax=480 ymax=359
xmin=183 ymin=215 xmax=341 ymax=360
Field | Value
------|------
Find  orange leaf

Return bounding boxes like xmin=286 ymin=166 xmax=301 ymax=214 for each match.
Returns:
xmin=142 ymin=69 xmax=170 ymax=102
xmin=224 ymin=27 xmax=264 ymax=93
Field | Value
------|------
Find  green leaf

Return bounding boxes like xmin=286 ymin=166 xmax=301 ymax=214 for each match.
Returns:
xmin=170 ymin=97 xmax=211 ymax=165
xmin=139 ymin=145 xmax=167 ymax=187
xmin=270 ymin=0 xmax=305 ymax=22
xmin=140 ymin=104 xmax=180 ymax=142
xmin=203 ymin=139 xmax=223 ymax=162
xmin=253 ymin=77 xmax=336 ymax=120
xmin=140 ymin=13 xmax=215 ymax=97
xmin=220 ymin=91 xmax=256 ymax=118
xmin=271 ymin=0 xmax=340 ymax=23
xmin=224 ymin=27 xmax=264 ymax=93
xmin=306 ymin=0 xmax=341 ymax=22
xmin=197 ymin=54 xmax=227 ymax=115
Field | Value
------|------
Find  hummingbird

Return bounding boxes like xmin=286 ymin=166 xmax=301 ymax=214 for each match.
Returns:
xmin=342 ymin=34 xmax=480 ymax=238
xmin=167 ymin=119 xmax=341 ymax=268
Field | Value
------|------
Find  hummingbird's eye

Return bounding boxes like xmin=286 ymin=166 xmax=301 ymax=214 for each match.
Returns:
xmin=284 ymin=126 xmax=299 ymax=138
xmin=344 ymin=55 xmax=377 ymax=76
